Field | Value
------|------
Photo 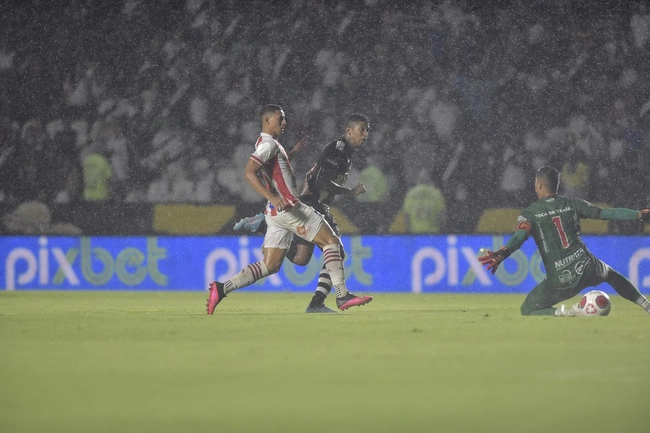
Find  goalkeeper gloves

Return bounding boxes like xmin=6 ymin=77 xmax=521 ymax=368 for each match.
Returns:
xmin=641 ymin=208 xmax=650 ymax=222
xmin=478 ymin=247 xmax=512 ymax=275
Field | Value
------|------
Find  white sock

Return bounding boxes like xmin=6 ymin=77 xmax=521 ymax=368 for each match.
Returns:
xmin=224 ymin=261 xmax=269 ymax=294
xmin=635 ymin=296 xmax=650 ymax=314
xmin=322 ymin=244 xmax=348 ymax=298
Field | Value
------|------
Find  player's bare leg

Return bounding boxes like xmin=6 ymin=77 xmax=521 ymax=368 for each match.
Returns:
xmin=206 ymin=247 xmax=285 ymax=314
xmin=286 ymin=241 xmax=313 ymax=266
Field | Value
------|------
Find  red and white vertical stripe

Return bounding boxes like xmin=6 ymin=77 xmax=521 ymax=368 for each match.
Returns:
xmin=250 ymin=133 xmax=299 ymax=215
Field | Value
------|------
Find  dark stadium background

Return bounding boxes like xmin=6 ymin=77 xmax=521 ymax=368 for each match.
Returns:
xmin=0 ymin=0 xmax=648 ymax=235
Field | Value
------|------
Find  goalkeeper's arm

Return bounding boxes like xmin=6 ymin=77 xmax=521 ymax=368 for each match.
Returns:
xmin=479 ymin=221 xmax=531 ymax=274
xmin=598 ymin=208 xmax=650 ymax=222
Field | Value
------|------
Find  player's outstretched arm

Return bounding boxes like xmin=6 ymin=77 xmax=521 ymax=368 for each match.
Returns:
xmin=478 ymin=221 xmax=531 ymax=275
xmin=478 ymin=247 xmax=512 ymax=275
xmin=287 ymin=136 xmax=308 ymax=162
xmin=598 ymin=207 xmax=648 ymax=221
xmin=337 ymin=182 xmax=366 ymax=197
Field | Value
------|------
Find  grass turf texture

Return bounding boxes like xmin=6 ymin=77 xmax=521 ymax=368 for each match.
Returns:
xmin=1 ymin=292 xmax=648 ymax=433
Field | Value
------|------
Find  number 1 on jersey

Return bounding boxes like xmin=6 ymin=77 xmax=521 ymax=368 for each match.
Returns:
xmin=551 ymin=216 xmax=569 ymax=249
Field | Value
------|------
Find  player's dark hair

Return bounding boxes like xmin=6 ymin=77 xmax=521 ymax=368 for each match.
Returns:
xmin=536 ymin=166 xmax=560 ymax=192
xmin=345 ymin=113 xmax=369 ymax=129
xmin=260 ymin=104 xmax=283 ymax=125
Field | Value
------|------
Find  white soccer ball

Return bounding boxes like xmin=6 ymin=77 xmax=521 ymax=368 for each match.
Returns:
xmin=577 ymin=290 xmax=611 ymax=316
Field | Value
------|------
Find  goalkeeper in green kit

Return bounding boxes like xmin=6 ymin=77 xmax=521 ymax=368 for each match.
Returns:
xmin=478 ymin=166 xmax=650 ymax=316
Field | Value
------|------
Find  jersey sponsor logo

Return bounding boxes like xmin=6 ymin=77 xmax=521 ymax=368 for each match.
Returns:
xmin=558 ymin=269 xmax=574 ymax=285
xmin=575 ymin=259 xmax=587 ymax=275
xmin=554 ymin=247 xmax=585 ymax=270
xmin=333 ymin=173 xmax=348 ymax=187
xmin=533 ymin=206 xmax=573 ymax=219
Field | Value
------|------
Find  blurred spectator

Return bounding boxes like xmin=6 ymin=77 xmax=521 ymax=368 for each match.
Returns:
xmin=356 ymin=155 xmax=388 ymax=204
xmin=353 ymin=155 xmax=389 ymax=233
xmin=189 ymin=157 xmax=215 ymax=203
xmin=104 ymin=120 xmax=129 ymax=201
xmin=8 ymin=120 xmax=51 ymax=203
xmin=0 ymin=116 xmax=20 ymax=202
xmin=27 ymin=120 xmax=81 ymax=204
xmin=401 ymin=169 xmax=447 ymax=234
xmin=500 ymin=149 xmax=532 ymax=208
xmin=0 ymin=1 xmax=648 ymax=234
xmin=560 ymin=146 xmax=590 ymax=199
xmin=49 ymin=124 xmax=83 ymax=204
xmin=3 ymin=200 xmax=82 ymax=235
xmin=631 ymin=4 xmax=650 ymax=50
xmin=81 ymin=139 xmax=113 ymax=202
xmin=63 ymin=63 xmax=105 ymax=115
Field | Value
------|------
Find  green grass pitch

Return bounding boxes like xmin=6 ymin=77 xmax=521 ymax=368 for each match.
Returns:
xmin=1 ymin=291 xmax=648 ymax=433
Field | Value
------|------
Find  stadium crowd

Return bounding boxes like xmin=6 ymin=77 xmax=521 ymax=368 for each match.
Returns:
xmin=0 ymin=0 xmax=649 ymax=234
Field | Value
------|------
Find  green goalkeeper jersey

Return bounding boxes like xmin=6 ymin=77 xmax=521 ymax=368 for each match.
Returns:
xmin=517 ymin=196 xmax=601 ymax=289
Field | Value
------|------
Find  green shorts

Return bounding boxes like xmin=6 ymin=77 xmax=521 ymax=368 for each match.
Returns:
xmin=521 ymin=257 xmax=611 ymax=314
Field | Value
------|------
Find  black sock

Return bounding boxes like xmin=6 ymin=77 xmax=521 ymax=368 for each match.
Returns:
xmin=309 ymin=291 xmax=327 ymax=307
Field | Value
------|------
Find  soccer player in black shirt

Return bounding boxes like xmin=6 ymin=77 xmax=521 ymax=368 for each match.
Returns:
xmin=234 ymin=114 xmax=373 ymax=313
xmin=479 ymin=166 xmax=650 ymax=316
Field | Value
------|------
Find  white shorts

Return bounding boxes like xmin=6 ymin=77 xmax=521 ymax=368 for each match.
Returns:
xmin=262 ymin=202 xmax=324 ymax=250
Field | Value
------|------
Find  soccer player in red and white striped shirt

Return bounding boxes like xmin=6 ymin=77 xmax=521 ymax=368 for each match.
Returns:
xmin=207 ymin=105 xmax=372 ymax=314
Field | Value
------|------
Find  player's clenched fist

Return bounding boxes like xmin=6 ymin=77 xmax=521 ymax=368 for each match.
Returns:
xmin=478 ymin=247 xmax=512 ymax=274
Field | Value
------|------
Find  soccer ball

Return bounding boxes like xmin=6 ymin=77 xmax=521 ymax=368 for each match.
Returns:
xmin=577 ymin=290 xmax=611 ymax=316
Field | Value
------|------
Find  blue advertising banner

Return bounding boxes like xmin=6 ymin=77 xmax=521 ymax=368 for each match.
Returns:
xmin=1 ymin=235 xmax=649 ymax=294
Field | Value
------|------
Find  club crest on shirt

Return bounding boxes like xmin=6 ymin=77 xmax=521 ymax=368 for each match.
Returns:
xmin=297 ymin=226 xmax=307 ymax=236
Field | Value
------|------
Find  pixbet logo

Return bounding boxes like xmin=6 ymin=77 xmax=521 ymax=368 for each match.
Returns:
xmin=410 ymin=236 xmax=546 ymax=293
xmin=4 ymin=237 xmax=167 ymax=290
